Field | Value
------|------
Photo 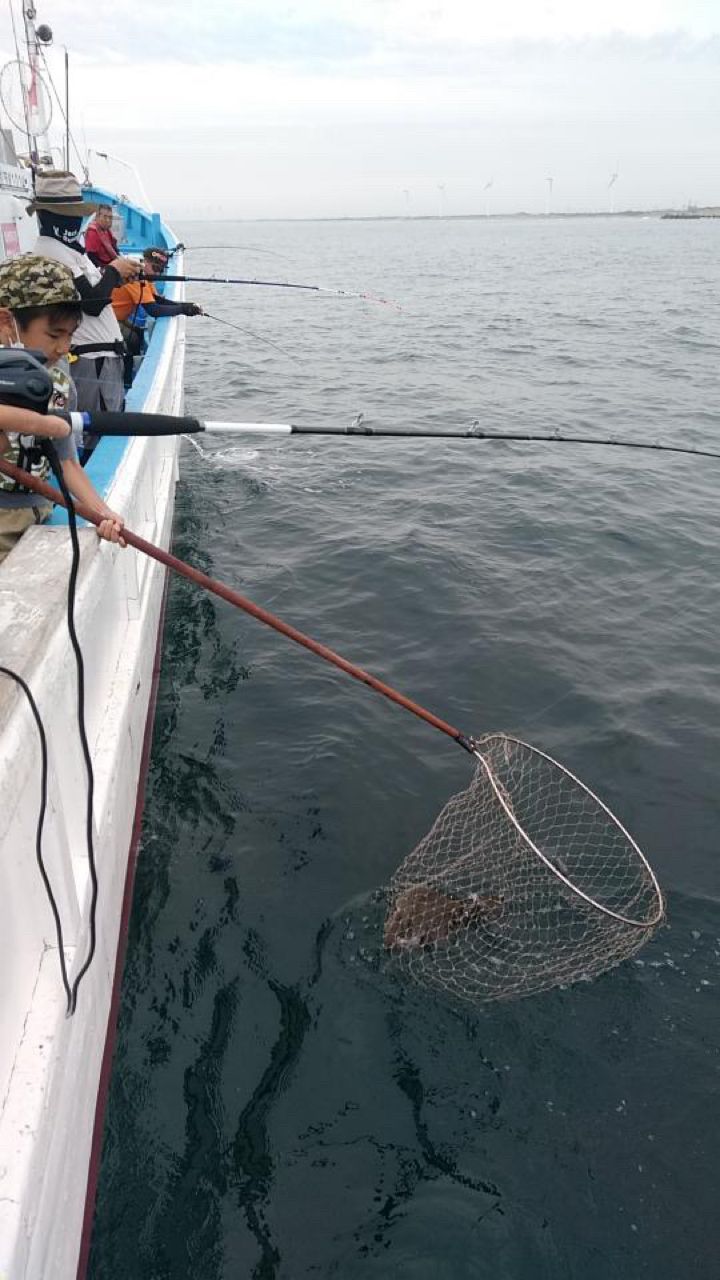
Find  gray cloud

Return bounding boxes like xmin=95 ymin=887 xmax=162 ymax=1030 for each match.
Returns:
xmin=26 ymin=2 xmax=375 ymax=64
xmin=25 ymin=1 xmax=720 ymax=68
xmin=5 ymin=2 xmax=718 ymax=217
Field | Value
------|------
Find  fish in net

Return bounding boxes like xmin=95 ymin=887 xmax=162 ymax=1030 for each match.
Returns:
xmin=384 ymin=734 xmax=665 ymax=1004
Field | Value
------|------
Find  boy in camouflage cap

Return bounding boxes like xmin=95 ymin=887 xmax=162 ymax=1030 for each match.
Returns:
xmin=0 ymin=253 xmax=125 ymax=563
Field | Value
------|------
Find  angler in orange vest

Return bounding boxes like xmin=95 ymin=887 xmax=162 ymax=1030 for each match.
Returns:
xmin=112 ymin=248 xmax=204 ymax=383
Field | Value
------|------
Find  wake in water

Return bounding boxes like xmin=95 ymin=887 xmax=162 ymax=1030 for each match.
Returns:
xmin=182 ymin=434 xmax=261 ymax=466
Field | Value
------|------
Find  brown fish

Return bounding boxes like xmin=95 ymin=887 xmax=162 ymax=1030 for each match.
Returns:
xmin=384 ymin=884 xmax=503 ymax=951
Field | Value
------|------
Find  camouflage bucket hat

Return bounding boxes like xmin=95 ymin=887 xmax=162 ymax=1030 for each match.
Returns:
xmin=0 ymin=254 xmax=81 ymax=309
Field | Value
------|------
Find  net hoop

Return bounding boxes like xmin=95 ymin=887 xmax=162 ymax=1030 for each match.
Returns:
xmin=474 ymin=735 xmax=665 ymax=930
xmin=0 ymin=60 xmax=53 ymax=136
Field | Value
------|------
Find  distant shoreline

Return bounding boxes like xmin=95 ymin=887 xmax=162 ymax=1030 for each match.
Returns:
xmin=177 ymin=208 xmax=720 ymax=224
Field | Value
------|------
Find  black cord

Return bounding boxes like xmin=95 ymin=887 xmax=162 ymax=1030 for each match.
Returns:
xmin=0 ymin=664 xmax=73 ymax=1011
xmin=43 ymin=441 xmax=100 ymax=1015
xmin=126 ymin=272 xmax=146 ymax=359
xmin=123 ymin=268 xmax=154 ymax=387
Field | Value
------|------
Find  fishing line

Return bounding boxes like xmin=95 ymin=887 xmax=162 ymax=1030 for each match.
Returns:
xmin=201 ymin=312 xmax=300 ymax=362
xmin=181 ymin=244 xmax=293 ymax=262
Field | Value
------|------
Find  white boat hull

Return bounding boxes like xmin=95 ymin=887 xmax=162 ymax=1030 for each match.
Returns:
xmin=0 ymin=311 xmax=186 ymax=1278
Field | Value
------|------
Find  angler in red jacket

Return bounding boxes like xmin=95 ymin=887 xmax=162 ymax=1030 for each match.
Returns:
xmin=84 ymin=204 xmax=120 ymax=267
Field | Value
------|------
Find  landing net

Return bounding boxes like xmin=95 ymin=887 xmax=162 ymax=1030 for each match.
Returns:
xmin=385 ymin=734 xmax=664 ymax=1003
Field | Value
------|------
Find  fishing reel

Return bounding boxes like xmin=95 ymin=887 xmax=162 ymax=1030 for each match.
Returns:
xmin=0 ymin=348 xmax=62 ymax=482
xmin=0 ymin=347 xmax=52 ymax=413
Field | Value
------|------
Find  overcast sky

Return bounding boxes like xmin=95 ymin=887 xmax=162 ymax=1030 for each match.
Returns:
xmin=1 ymin=0 xmax=718 ymax=218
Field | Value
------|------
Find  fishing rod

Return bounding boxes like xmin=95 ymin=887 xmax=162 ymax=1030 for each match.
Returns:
xmin=61 ymin=410 xmax=720 ymax=462
xmin=155 ymin=274 xmax=402 ymax=309
xmin=92 ymin=275 xmax=401 ymax=312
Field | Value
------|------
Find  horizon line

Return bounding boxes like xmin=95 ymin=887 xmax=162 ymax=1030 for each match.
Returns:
xmin=170 ymin=206 xmax=720 ymax=224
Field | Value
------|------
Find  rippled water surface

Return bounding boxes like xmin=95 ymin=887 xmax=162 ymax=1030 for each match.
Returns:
xmin=89 ymin=217 xmax=720 ymax=1278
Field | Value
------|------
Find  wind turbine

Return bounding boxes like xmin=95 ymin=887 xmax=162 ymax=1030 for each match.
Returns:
xmin=483 ymin=178 xmax=494 ymax=217
xmin=545 ymin=176 xmax=554 ymax=216
xmin=402 ymin=188 xmax=411 ymax=215
xmin=607 ymin=169 xmax=619 ymax=215
xmin=437 ymin=183 xmax=447 ymax=217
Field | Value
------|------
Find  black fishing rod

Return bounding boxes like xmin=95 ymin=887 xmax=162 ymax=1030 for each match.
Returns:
xmin=92 ymin=273 xmax=400 ymax=311
xmin=155 ymin=274 xmax=401 ymax=308
xmin=62 ymin=409 xmax=720 ymax=462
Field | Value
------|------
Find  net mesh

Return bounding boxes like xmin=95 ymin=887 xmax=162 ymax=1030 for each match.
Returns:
xmin=385 ymin=734 xmax=664 ymax=1004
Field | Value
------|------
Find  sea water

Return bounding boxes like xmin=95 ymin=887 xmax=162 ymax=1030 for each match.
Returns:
xmin=89 ymin=216 xmax=720 ymax=1279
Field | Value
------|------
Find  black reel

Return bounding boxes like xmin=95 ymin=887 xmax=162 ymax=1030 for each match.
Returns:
xmin=0 ymin=348 xmax=53 ymax=413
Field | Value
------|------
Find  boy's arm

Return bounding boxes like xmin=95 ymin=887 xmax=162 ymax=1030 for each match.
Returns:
xmin=61 ymin=458 xmax=126 ymax=545
xmin=0 ymin=423 xmax=123 ymax=545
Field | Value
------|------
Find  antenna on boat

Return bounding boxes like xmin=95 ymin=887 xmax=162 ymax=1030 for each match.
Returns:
xmin=22 ymin=18 xmax=87 ymax=180
xmin=0 ymin=3 xmax=54 ymax=168
xmin=63 ymin=46 xmax=69 ymax=169
xmin=4 ymin=1 xmax=53 ymax=166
